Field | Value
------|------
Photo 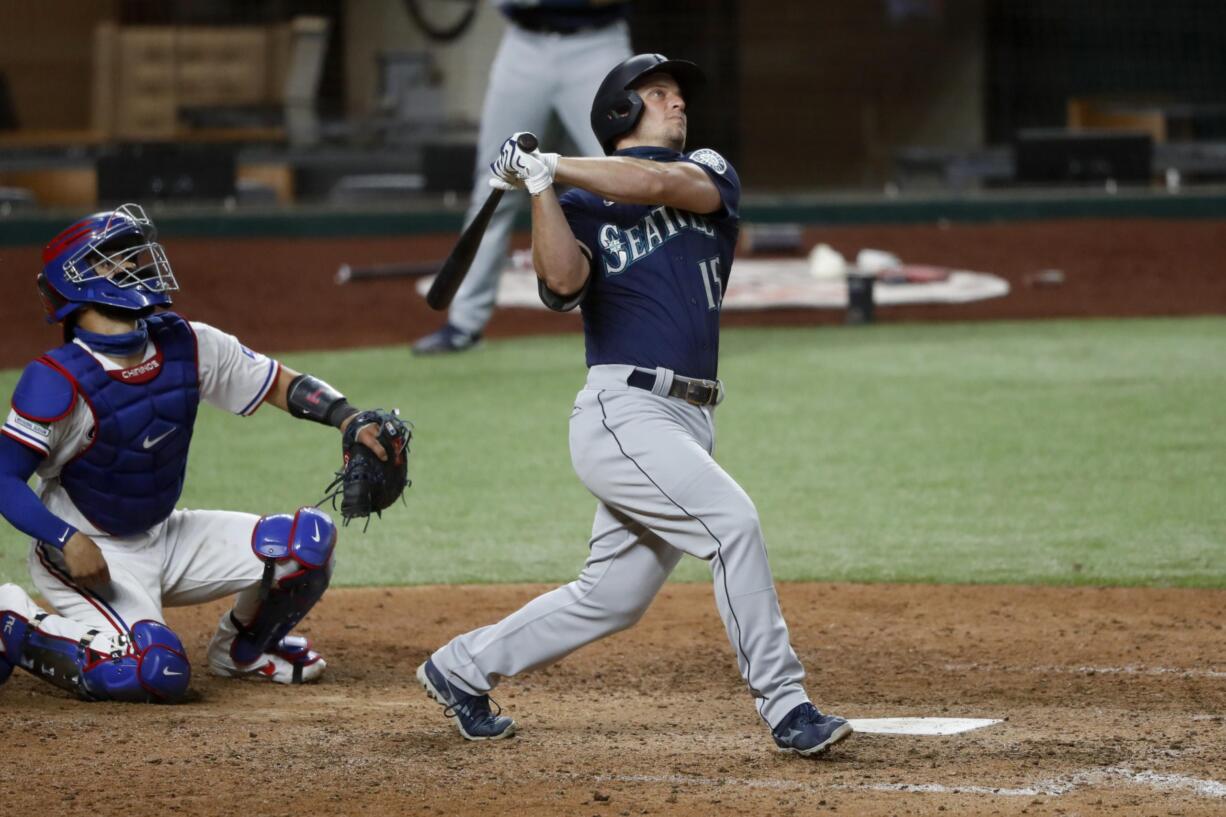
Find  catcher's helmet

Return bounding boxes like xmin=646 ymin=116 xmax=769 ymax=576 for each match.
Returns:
xmin=590 ymin=53 xmax=706 ymax=155
xmin=37 ymin=203 xmax=178 ymax=323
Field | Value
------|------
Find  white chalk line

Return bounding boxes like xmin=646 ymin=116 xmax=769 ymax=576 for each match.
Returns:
xmin=944 ymin=661 xmax=1226 ymax=680
xmin=592 ymin=766 xmax=1226 ymax=799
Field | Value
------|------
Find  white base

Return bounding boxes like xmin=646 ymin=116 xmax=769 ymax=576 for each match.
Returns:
xmin=848 ymin=717 xmax=1002 ymax=736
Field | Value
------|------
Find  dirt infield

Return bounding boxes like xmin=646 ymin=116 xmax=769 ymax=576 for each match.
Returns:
xmin=2 ymin=583 xmax=1223 ymax=816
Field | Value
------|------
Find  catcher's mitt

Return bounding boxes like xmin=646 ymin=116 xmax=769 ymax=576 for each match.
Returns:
xmin=322 ymin=409 xmax=412 ymax=527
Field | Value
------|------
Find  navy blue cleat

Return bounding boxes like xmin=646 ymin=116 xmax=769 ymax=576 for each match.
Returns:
xmin=417 ymin=659 xmax=516 ymax=741
xmin=771 ymin=702 xmax=853 ymax=756
xmin=411 ymin=324 xmax=481 ymax=356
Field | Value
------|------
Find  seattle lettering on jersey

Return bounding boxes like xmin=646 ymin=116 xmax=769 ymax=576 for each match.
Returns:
xmin=597 ymin=206 xmax=716 ymax=276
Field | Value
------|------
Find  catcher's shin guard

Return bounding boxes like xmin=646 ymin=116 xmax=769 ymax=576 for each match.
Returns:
xmin=227 ymin=507 xmax=336 ymax=673
xmin=1 ymin=589 xmax=190 ymax=703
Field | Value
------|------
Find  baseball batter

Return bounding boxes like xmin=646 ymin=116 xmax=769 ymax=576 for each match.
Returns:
xmin=0 ymin=204 xmax=394 ymax=702
xmin=417 ymin=54 xmax=853 ymax=756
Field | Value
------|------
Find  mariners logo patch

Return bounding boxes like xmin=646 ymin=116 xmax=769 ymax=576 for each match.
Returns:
xmin=688 ymin=149 xmax=728 ymax=175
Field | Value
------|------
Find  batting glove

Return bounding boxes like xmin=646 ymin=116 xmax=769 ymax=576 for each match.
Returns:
xmin=488 ymin=174 xmax=519 ymax=192
xmin=517 ymin=150 xmax=558 ymax=196
xmin=492 ymin=133 xmax=559 ymax=196
xmin=489 ymin=146 xmax=525 ymax=190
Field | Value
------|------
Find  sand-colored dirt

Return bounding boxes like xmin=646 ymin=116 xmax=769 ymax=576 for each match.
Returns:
xmin=2 ymin=582 xmax=1222 ymax=816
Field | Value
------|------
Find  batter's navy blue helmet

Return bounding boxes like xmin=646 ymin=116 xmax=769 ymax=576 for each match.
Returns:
xmin=38 ymin=203 xmax=178 ymax=323
xmin=590 ymin=53 xmax=706 ymax=155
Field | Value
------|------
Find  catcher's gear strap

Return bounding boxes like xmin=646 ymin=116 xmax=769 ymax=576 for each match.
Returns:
xmin=0 ymin=612 xmax=190 ymax=703
xmin=286 ymin=373 xmax=360 ymax=428
xmin=232 ymin=507 xmax=337 ymax=666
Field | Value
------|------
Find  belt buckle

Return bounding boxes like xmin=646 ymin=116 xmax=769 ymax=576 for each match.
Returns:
xmin=683 ymin=378 xmax=716 ymax=406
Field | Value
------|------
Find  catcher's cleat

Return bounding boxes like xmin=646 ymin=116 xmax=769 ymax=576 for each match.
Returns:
xmin=771 ymin=702 xmax=853 ymax=756
xmin=207 ymin=632 xmax=326 ymax=685
xmin=411 ymin=323 xmax=482 ymax=356
xmin=417 ymin=658 xmax=516 ymax=740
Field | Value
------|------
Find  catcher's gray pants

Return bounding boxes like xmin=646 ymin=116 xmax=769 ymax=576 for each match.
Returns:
xmin=432 ymin=365 xmax=811 ymax=729
xmin=447 ymin=20 xmax=631 ymax=336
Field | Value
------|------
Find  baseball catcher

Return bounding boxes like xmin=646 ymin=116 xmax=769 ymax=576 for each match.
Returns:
xmin=0 ymin=203 xmax=407 ymax=703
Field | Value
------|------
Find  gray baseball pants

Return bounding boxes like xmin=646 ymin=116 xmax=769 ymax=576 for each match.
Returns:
xmin=432 ymin=365 xmax=811 ymax=729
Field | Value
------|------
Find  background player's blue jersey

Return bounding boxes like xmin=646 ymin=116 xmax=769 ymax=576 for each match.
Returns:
xmin=559 ymin=145 xmax=741 ymax=380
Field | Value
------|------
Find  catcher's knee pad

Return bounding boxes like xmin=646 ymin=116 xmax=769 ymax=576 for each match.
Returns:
xmin=79 ymin=620 xmax=191 ymax=703
xmin=230 ymin=506 xmax=336 ymax=666
xmin=0 ymin=609 xmax=189 ymax=703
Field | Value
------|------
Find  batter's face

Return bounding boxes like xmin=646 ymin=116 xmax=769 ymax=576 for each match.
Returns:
xmin=622 ymin=73 xmax=688 ymax=152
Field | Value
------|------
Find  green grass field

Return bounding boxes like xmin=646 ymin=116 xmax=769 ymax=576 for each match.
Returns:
xmin=2 ymin=317 xmax=1222 ymax=591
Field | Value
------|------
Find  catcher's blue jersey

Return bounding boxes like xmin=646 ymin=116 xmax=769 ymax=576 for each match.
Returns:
xmin=559 ymin=145 xmax=740 ymax=381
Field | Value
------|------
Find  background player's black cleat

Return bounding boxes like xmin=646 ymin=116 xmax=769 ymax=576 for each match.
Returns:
xmin=411 ymin=323 xmax=482 ymax=355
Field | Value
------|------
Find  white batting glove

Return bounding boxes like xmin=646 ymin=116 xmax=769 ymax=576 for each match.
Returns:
xmin=516 ymin=150 xmax=559 ymax=196
xmin=489 ymin=143 xmax=525 ymax=190
xmin=491 ymin=133 xmax=559 ymax=196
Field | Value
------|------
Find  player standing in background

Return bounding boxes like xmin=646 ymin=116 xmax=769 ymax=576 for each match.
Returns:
xmin=416 ymin=54 xmax=853 ymax=757
xmin=412 ymin=0 xmax=632 ymax=355
xmin=0 ymin=204 xmax=395 ymax=702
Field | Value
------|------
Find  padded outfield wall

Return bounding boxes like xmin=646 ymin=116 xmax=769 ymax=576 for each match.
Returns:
xmin=1 ymin=189 xmax=1224 ymax=368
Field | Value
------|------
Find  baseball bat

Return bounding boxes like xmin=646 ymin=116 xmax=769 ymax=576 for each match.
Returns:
xmin=426 ymin=131 xmax=538 ymax=311
xmin=335 ymin=261 xmax=440 ymax=284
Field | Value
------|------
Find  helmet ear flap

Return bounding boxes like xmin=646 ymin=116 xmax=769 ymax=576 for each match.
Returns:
xmin=610 ymin=96 xmax=636 ymax=121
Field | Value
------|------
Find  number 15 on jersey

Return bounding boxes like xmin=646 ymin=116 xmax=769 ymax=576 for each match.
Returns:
xmin=698 ymin=256 xmax=723 ymax=311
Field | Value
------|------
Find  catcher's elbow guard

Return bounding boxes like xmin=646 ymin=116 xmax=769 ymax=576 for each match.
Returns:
xmin=287 ymin=373 xmax=361 ymax=428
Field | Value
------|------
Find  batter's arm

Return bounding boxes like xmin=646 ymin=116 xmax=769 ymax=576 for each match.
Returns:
xmin=554 ymin=157 xmax=722 ymax=215
xmin=530 ymin=187 xmax=590 ymax=297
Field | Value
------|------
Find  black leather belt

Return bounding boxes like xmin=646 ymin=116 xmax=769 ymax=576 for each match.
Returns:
xmin=627 ymin=369 xmax=722 ymax=407
xmin=511 ymin=17 xmax=617 ymax=35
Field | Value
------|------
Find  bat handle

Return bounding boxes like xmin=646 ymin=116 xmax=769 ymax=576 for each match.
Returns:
xmin=516 ymin=132 xmax=539 ymax=152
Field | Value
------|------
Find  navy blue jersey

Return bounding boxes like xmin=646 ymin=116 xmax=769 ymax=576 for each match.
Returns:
xmin=500 ymin=0 xmax=630 ymax=33
xmin=556 ymin=145 xmax=740 ymax=380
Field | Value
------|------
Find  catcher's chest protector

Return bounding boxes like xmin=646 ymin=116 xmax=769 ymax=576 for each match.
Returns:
xmin=45 ymin=313 xmax=200 ymax=536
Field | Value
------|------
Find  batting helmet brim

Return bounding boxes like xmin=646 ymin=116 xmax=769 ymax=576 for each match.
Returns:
xmin=628 ymin=58 xmax=705 ymax=99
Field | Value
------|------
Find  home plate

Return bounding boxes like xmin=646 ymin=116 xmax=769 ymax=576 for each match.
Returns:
xmin=849 ymin=718 xmax=1002 ymax=736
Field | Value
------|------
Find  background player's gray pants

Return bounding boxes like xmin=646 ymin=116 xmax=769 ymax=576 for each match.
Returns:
xmin=433 ymin=365 xmax=812 ymax=730
xmin=447 ymin=22 xmax=631 ymax=336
